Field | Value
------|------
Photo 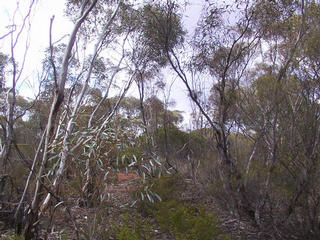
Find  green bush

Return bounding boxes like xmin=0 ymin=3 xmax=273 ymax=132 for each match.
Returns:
xmin=136 ymin=175 xmax=230 ymax=240
xmin=117 ymin=225 xmax=140 ymax=240
xmin=154 ymin=200 xmax=227 ymax=240
xmin=0 ymin=231 xmax=24 ymax=240
xmin=112 ymin=214 xmax=154 ymax=240
xmin=108 ymin=175 xmax=230 ymax=240
xmin=136 ymin=174 xmax=185 ymax=215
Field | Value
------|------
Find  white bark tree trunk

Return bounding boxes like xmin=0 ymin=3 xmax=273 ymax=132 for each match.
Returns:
xmin=25 ymin=1 xmax=98 ymax=239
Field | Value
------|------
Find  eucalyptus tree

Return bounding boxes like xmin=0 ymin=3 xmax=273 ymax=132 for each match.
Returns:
xmin=197 ymin=0 xmax=319 ymax=238
xmin=142 ymin=0 xmax=260 ymax=212
xmin=2 ymin=0 xmax=318 ymax=238
xmin=19 ymin=0 xmax=179 ymax=237
xmin=0 ymin=0 xmax=37 ymax=176
xmin=0 ymin=3 xmax=43 ymax=229
xmin=139 ymin=0 xmax=320 ymax=238
xmin=21 ymin=1 xmax=100 ymax=238
xmin=236 ymin=2 xmax=320 ymax=237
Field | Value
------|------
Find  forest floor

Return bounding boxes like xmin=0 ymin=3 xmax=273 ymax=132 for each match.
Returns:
xmin=42 ymin=172 xmax=142 ymax=240
xmin=39 ymin=172 xmax=261 ymax=240
xmin=1 ymin=172 xmax=260 ymax=239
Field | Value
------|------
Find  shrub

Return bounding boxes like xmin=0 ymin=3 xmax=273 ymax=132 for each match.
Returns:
xmin=154 ymin=200 xmax=227 ymax=240
xmin=0 ymin=231 xmax=24 ymax=240
xmin=111 ymin=214 xmax=154 ymax=240
xmin=137 ymin=175 xmax=230 ymax=240
xmin=135 ymin=174 xmax=184 ymax=216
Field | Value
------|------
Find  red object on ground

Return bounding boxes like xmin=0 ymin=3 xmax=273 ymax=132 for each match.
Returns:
xmin=117 ymin=172 xmax=140 ymax=182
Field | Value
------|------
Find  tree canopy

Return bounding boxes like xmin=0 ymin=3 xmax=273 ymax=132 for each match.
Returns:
xmin=0 ymin=0 xmax=320 ymax=239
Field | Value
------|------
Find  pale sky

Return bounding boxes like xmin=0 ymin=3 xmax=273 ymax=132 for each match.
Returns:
xmin=0 ymin=0 xmax=73 ymax=97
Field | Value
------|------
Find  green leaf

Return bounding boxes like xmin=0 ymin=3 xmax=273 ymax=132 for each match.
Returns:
xmin=142 ymin=172 xmax=146 ymax=183
xmin=103 ymin=171 xmax=110 ymax=181
xmin=154 ymin=193 xmax=162 ymax=201
xmin=146 ymin=192 xmax=154 ymax=203
xmin=130 ymin=200 xmax=138 ymax=207
xmin=149 ymin=160 xmax=154 ymax=167
xmin=128 ymin=161 xmax=136 ymax=167
xmin=154 ymin=157 xmax=161 ymax=166
xmin=142 ymin=164 xmax=151 ymax=174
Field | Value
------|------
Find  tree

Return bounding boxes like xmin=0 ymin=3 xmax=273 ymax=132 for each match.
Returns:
xmin=1 ymin=0 xmax=320 ymax=238
xmin=0 ymin=53 xmax=8 ymax=90
xmin=142 ymin=0 xmax=320 ymax=238
xmin=18 ymin=0 xmax=176 ymax=237
xmin=22 ymin=1 xmax=100 ymax=238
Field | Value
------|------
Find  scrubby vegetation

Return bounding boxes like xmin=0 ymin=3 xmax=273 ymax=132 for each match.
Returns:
xmin=1 ymin=0 xmax=320 ymax=239
xmin=108 ymin=175 xmax=230 ymax=240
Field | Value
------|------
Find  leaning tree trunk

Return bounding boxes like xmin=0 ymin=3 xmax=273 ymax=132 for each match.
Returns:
xmin=24 ymin=1 xmax=98 ymax=239
xmin=40 ymin=1 xmax=120 ymax=213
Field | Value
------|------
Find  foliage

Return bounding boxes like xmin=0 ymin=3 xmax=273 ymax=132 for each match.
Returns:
xmin=137 ymin=2 xmax=185 ymax=66
xmin=78 ymin=205 xmax=111 ymax=240
xmin=0 ymin=231 xmax=24 ymax=240
xmin=0 ymin=53 xmax=8 ymax=89
xmin=113 ymin=214 xmax=154 ymax=240
xmin=112 ymin=202 xmax=228 ymax=240
xmin=135 ymin=175 xmax=229 ymax=240
xmin=108 ymin=175 xmax=229 ymax=240
xmin=137 ymin=174 xmax=184 ymax=212
xmin=153 ymin=124 xmax=188 ymax=157
xmin=155 ymin=202 xmax=226 ymax=240
xmin=2 ymin=0 xmax=320 ymax=239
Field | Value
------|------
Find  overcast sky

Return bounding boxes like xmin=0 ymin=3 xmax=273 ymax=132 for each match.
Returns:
xmin=0 ymin=0 xmax=207 ymax=128
xmin=0 ymin=0 xmax=73 ymax=97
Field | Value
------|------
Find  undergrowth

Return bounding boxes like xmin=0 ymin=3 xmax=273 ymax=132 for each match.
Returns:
xmin=0 ymin=230 xmax=24 ymax=240
xmin=110 ymin=174 xmax=230 ymax=240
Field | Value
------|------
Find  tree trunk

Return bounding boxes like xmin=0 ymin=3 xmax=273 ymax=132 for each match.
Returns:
xmin=24 ymin=1 xmax=98 ymax=238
